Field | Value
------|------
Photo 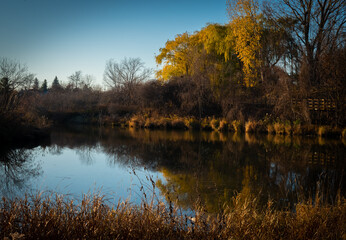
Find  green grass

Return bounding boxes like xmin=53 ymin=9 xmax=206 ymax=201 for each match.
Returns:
xmin=0 ymin=192 xmax=344 ymax=239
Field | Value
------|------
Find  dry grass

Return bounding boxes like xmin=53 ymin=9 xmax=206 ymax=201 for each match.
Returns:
xmin=126 ymin=115 xmax=343 ymax=139
xmin=292 ymin=121 xmax=302 ymax=135
xmin=267 ymin=123 xmax=275 ymax=134
xmin=129 ymin=115 xmax=144 ymax=128
xmin=128 ymin=116 xmax=231 ymax=132
xmin=232 ymin=120 xmax=242 ymax=133
xmin=201 ymin=118 xmax=212 ymax=130
xmin=218 ymin=119 xmax=229 ymax=131
xmin=318 ymin=125 xmax=328 ymax=137
xmin=284 ymin=121 xmax=292 ymax=135
xmin=184 ymin=117 xmax=200 ymax=130
xmin=210 ymin=118 xmax=220 ymax=131
xmin=245 ymin=120 xmax=257 ymax=133
xmin=317 ymin=125 xmax=340 ymax=137
xmin=0 ymin=192 xmax=344 ymax=240
xmin=171 ymin=118 xmax=186 ymax=129
xmin=274 ymin=122 xmax=285 ymax=135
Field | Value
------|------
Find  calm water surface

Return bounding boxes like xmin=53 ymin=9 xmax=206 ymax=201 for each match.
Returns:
xmin=1 ymin=126 xmax=345 ymax=212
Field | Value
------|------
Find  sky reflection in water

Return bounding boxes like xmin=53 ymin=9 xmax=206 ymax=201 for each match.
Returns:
xmin=0 ymin=126 xmax=344 ymax=212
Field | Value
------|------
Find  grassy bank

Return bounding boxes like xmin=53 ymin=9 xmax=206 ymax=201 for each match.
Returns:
xmin=0 ymin=192 xmax=344 ymax=239
xmin=123 ymin=115 xmax=345 ymax=138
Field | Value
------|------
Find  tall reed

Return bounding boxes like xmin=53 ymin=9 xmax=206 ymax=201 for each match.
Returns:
xmin=0 ymin=191 xmax=344 ymax=239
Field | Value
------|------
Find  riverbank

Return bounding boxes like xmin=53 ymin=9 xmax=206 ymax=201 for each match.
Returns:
xmin=0 ymin=192 xmax=344 ymax=239
xmin=108 ymin=114 xmax=344 ymax=139
xmin=0 ymin=117 xmax=50 ymax=147
xmin=40 ymin=109 xmax=345 ymax=139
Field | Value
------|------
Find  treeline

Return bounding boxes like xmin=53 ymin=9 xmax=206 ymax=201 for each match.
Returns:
xmin=0 ymin=0 xmax=345 ymax=135
xmin=149 ymin=0 xmax=345 ymax=125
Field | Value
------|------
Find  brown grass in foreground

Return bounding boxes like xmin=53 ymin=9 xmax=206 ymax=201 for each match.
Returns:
xmin=0 ymin=192 xmax=345 ymax=240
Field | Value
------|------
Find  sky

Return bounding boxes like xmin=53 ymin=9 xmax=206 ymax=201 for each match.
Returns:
xmin=0 ymin=0 xmax=229 ymax=87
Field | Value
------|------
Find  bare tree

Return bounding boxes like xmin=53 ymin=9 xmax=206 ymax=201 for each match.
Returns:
xmin=278 ymin=0 xmax=346 ymax=86
xmin=83 ymin=74 xmax=94 ymax=89
xmin=0 ymin=58 xmax=35 ymax=114
xmin=103 ymin=57 xmax=152 ymax=90
xmin=68 ymin=70 xmax=83 ymax=89
xmin=68 ymin=71 xmax=95 ymax=90
xmin=0 ymin=58 xmax=35 ymax=90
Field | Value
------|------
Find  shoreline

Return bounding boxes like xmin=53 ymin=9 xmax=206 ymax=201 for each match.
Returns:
xmin=55 ymin=114 xmax=345 ymax=139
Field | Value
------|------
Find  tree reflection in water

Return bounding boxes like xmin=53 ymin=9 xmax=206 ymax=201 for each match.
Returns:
xmin=0 ymin=147 xmax=42 ymax=198
xmin=47 ymin=126 xmax=345 ymax=212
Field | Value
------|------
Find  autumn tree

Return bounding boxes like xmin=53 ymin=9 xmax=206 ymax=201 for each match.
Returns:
xmin=155 ymin=33 xmax=196 ymax=80
xmin=227 ymin=0 xmax=264 ymax=87
xmin=156 ymin=24 xmax=240 ymax=92
xmin=196 ymin=24 xmax=242 ymax=97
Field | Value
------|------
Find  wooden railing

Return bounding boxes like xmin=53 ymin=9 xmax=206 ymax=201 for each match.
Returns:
xmin=292 ymin=98 xmax=337 ymax=111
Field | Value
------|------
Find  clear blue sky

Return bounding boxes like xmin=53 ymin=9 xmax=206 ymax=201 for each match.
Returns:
xmin=0 ymin=0 xmax=229 ymax=87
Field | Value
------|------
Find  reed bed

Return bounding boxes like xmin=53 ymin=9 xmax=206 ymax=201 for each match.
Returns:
xmin=0 ymin=191 xmax=344 ymax=239
xmin=127 ymin=115 xmax=344 ymax=139
xmin=245 ymin=120 xmax=257 ymax=133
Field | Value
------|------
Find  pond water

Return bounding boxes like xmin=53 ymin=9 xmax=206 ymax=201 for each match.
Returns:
xmin=1 ymin=125 xmax=345 ymax=212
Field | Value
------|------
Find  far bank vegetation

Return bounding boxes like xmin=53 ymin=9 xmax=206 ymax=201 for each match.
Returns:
xmin=0 ymin=0 xmax=345 ymax=140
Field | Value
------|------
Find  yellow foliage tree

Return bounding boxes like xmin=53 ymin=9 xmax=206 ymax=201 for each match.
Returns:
xmin=155 ymin=33 xmax=196 ymax=80
xmin=196 ymin=24 xmax=239 ymax=97
xmin=155 ymin=24 xmax=239 ymax=97
xmin=228 ymin=0 xmax=263 ymax=87
xmin=197 ymin=24 xmax=234 ymax=62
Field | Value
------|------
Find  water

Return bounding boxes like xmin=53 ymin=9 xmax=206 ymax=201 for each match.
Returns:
xmin=0 ymin=125 xmax=345 ymax=212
